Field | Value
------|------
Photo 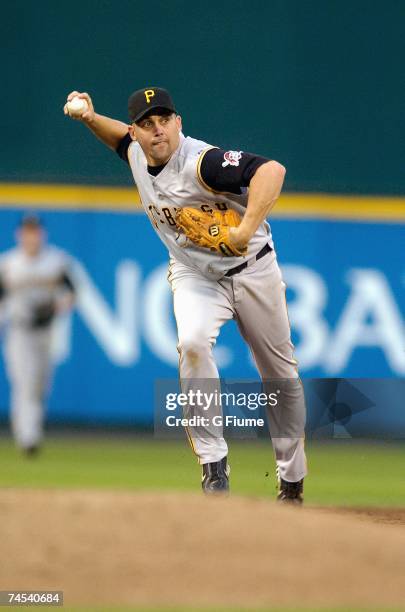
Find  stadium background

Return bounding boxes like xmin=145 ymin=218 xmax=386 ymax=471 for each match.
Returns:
xmin=1 ymin=1 xmax=404 ymax=428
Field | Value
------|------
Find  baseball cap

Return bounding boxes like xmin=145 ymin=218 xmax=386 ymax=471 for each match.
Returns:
xmin=128 ymin=87 xmax=176 ymax=123
xmin=18 ymin=212 xmax=43 ymax=229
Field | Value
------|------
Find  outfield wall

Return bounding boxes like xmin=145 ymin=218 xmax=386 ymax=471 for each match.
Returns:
xmin=0 ymin=186 xmax=403 ymax=426
xmin=2 ymin=1 xmax=404 ymax=194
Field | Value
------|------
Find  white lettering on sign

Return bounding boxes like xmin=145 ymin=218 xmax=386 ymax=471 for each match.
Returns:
xmin=74 ymin=260 xmax=140 ymax=365
xmin=281 ymin=265 xmax=329 ymax=370
xmin=325 ymin=270 xmax=405 ymax=374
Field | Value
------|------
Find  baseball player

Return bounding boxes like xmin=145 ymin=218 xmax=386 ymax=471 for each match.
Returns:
xmin=0 ymin=215 xmax=76 ymax=456
xmin=64 ymin=87 xmax=307 ymax=503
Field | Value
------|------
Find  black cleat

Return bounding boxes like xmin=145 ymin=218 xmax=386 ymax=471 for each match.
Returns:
xmin=22 ymin=445 xmax=41 ymax=458
xmin=202 ymin=456 xmax=230 ymax=494
xmin=277 ymin=478 xmax=304 ymax=505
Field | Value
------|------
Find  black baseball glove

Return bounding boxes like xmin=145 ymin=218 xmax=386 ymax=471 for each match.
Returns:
xmin=31 ymin=300 xmax=56 ymax=328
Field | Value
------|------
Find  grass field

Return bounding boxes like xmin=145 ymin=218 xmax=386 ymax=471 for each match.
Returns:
xmin=1 ymin=435 xmax=405 ymax=507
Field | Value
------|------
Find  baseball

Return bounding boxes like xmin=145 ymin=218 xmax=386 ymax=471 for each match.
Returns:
xmin=67 ymin=96 xmax=88 ymax=117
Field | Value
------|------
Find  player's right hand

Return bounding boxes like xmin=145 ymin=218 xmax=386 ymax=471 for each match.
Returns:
xmin=63 ymin=91 xmax=95 ymax=123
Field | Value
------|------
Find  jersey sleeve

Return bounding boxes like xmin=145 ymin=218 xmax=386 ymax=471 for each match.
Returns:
xmin=116 ymin=133 xmax=132 ymax=163
xmin=59 ymin=255 xmax=77 ymax=295
xmin=198 ymin=148 xmax=270 ymax=194
xmin=60 ymin=271 xmax=76 ymax=294
xmin=0 ymin=260 xmax=5 ymax=301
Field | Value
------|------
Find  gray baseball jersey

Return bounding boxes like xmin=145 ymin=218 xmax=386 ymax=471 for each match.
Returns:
xmin=127 ymin=134 xmax=274 ymax=280
xmin=0 ymin=245 xmax=73 ymax=327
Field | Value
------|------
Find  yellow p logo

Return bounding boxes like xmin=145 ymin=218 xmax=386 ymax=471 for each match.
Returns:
xmin=144 ymin=89 xmax=155 ymax=104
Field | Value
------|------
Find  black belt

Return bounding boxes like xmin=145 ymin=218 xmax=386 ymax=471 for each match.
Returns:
xmin=225 ymin=243 xmax=272 ymax=277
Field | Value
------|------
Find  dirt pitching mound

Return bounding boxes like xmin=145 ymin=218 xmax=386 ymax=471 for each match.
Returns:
xmin=1 ymin=490 xmax=405 ymax=608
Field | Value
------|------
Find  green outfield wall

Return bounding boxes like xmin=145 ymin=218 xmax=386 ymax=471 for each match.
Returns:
xmin=2 ymin=1 xmax=403 ymax=194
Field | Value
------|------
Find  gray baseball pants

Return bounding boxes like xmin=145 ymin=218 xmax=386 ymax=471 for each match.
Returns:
xmin=170 ymin=248 xmax=307 ymax=483
xmin=4 ymin=326 xmax=52 ymax=449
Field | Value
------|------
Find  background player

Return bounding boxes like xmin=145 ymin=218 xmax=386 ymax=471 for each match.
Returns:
xmin=0 ymin=215 xmax=76 ymax=456
xmin=64 ymin=87 xmax=307 ymax=503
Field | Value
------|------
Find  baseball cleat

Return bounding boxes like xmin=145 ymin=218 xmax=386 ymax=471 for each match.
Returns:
xmin=22 ymin=444 xmax=41 ymax=458
xmin=277 ymin=477 xmax=304 ymax=505
xmin=202 ymin=456 xmax=230 ymax=494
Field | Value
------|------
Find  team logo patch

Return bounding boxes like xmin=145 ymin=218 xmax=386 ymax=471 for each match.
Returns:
xmin=222 ymin=150 xmax=243 ymax=167
xmin=209 ymin=225 xmax=220 ymax=237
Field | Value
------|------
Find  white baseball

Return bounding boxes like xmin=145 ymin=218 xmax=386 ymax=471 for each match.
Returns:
xmin=67 ymin=96 xmax=88 ymax=117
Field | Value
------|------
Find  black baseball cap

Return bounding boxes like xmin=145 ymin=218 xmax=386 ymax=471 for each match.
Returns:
xmin=128 ymin=87 xmax=176 ymax=123
xmin=18 ymin=212 xmax=43 ymax=229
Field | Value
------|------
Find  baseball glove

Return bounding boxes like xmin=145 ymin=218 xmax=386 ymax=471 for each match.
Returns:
xmin=31 ymin=300 xmax=56 ymax=328
xmin=175 ymin=207 xmax=247 ymax=257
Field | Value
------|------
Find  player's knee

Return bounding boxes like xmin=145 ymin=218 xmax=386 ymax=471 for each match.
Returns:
xmin=178 ymin=333 xmax=213 ymax=364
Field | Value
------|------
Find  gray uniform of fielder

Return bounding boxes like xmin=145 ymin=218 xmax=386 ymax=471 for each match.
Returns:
xmin=0 ymin=243 xmax=74 ymax=450
xmin=124 ymin=133 xmax=307 ymax=483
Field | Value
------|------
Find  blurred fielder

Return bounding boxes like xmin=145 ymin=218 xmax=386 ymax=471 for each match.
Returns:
xmin=64 ymin=87 xmax=307 ymax=503
xmin=0 ymin=215 xmax=76 ymax=456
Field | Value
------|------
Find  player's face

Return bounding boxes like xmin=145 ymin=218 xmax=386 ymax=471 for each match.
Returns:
xmin=130 ymin=113 xmax=182 ymax=166
xmin=17 ymin=226 xmax=44 ymax=256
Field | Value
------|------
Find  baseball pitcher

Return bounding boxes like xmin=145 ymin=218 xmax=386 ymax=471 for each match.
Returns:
xmin=64 ymin=87 xmax=307 ymax=503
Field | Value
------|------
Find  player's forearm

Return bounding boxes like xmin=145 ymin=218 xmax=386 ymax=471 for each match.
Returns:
xmin=84 ymin=113 xmax=129 ymax=151
xmin=238 ymin=161 xmax=286 ymax=243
